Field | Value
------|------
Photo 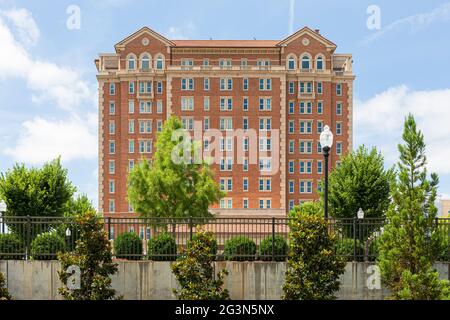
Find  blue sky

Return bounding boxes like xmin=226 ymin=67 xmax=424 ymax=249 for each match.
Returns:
xmin=1 ymin=0 xmax=450 ymax=209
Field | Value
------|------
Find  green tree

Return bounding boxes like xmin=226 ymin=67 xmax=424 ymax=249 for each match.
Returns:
xmin=58 ymin=211 xmax=120 ymax=300
xmin=378 ymin=114 xmax=450 ymax=300
xmin=0 ymin=157 xmax=75 ymax=240
xmin=171 ymin=228 xmax=230 ymax=300
xmin=283 ymin=204 xmax=346 ymax=300
xmin=324 ymin=145 xmax=393 ymax=219
xmin=64 ymin=194 xmax=96 ymax=217
xmin=127 ymin=116 xmax=224 ymax=220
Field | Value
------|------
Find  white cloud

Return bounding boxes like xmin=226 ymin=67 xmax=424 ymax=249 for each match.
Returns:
xmin=0 ymin=9 xmax=95 ymax=111
xmin=0 ymin=8 xmax=40 ymax=46
xmin=165 ymin=22 xmax=195 ymax=40
xmin=363 ymin=2 xmax=450 ymax=43
xmin=4 ymin=116 xmax=97 ymax=164
xmin=289 ymin=0 xmax=295 ymax=35
xmin=355 ymin=85 xmax=450 ymax=174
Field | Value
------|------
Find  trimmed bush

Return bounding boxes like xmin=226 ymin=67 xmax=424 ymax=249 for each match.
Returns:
xmin=147 ymin=233 xmax=177 ymax=261
xmin=258 ymin=235 xmax=288 ymax=261
xmin=224 ymin=236 xmax=256 ymax=261
xmin=30 ymin=232 xmax=66 ymax=260
xmin=335 ymin=238 xmax=364 ymax=262
xmin=114 ymin=232 xmax=143 ymax=260
xmin=0 ymin=234 xmax=23 ymax=260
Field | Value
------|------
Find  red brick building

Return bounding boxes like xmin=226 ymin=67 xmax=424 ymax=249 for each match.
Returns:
xmin=95 ymin=26 xmax=355 ymax=219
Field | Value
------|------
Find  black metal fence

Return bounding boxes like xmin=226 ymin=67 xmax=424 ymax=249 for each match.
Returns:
xmin=0 ymin=216 xmax=449 ymax=262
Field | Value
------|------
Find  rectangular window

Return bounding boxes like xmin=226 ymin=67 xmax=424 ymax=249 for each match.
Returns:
xmin=289 ymin=140 xmax=295 ymax=154
xmin=243 ymin=178 xmax=249 ymax=192
xmin=289 ymin=180 xmax=294 ymax=194
xmin=299 ymin=121 xmax=313 ymax=134
xmin=128 ymin=101 xmax=134 ymax=114
xmin=109 ymin=160 xmax=115 ymax=174
xmin=128 ymin=140 xmax=134 ymax=153
xmin=243 ymin=158 xmax=249 ymax=171
xmin=289 ymin=161 xmax=294 ymax=174
xmin=181 ymin=78 xmax=194 ymax=91
xmin=220 ymin=178 xmax=233 ymax=192
xmin=259 ymin=78 xmax=271 ymax=91
xmin=220 ymin=78 xmax=233 ymax=91
xmin=299 ymin=161 xmax=313 ymax=174
xmin=243 ymin=198 xmax=249 ymax=209
xmin=317 ymin=141 xmax=323 ymax=154
xmin=317 ymin=82 xmax=323 ymax=94
xmin=259 ymin=138 xmax=272 ymax=151
xmin=157 ymin=120 xmax=162 ymax=133
xmin=109 ymin=102 xmax=116 ymax=115
xmin=204 ymin=78 xmax=210 ymax=91
xmin=336 ymin=83 xmax=342 ymax=96
xmin=336 ymin=122 xmax=342 ymax=135
xmin=259 ymin=117 xmax=271 ymax=131
xmin=243 ymin=117 xmax=249 ymax=130
xmin=139 ymin=140 xmax=153 ymax=154
xmin=243 ymin=97 xmax=248 ymax=111
xmin=139 ymin=120 xmax=152 ymax=134
xmin=299 ymin=180 xmax=313 ymax=194
xmin=109 ymin=83 xmax=115 ymax=95
xmin=243 ymin=78 xmax=249 ymax=91
xmin=288 ymin=101 xmax=295 ymax=115
xmin=336 ymin=142 xmax=343 ymax=155
xmin=317 ymin=121 xmax=323 ymax=134
xmin=259 ymin=98 xmax=272 ymax=111
xmin=289 ymin=82 xmax=295 ymax=94
xmin=157 ymin=81 xmax=163 ymax=94
xmin=220 ymin=158 xmax=233 ymax=171
xmin=220 ymin=198 xmax=233 ymax=209
xmin=258 ymin=178 xmax=271 ymax=191
xmin=128 ymin=120 xmax=135 ymax=134
xmin=129 ymin=81 xmax=135 ymax=94
xmin=109 ymin=199 xmax=115 ymax=213
xmin=219 ymin=117 xmax=233 ymax=131
xmin=109 ymin=141 xmax=115 ymax=154
xmin=317 ymin=160 xmax=323 ymax=174
xmin=109 ymin=121 xmax=115 ymax=135
xmin=317 ymin=101 xmax=323 ymax=114
xmin=139 ymin=101 xmax=152 ymax=114
xmin=299 ymin=141 xmax=313 ymax=154
xmin=181 ymin=97 xmax=194 ymax=111
xmin=204 ymin=96 xmax=210 ymax=111
xmin=128 ymin=160 xmax=135 ymax=172
xmin=259 ymin=157 xmax=272 ymax=172
xmin=336 ymin=102 xmax=342 ymax=115
xmin=204 ymin=117 xmax=210 ymax=130
xmin=157 ymin=100 xmax=163 ymax=114
xmin=181 ymin=117 xmax=194 ymax=131
xmin=109 ymin=180 xmax=115 ymax=194
xmin=220 ymin=97 xmax=233 ymax=111
xmin=288 ymin=120 xmax=295 ymax=134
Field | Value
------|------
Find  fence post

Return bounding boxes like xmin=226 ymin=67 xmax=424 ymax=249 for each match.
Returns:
xmin=107 ymin=217 xmax=111 ymax=240
xmin=353 ymin=217 xmax=357 ymax=262
xmin=189 ymin=217 xmax=193 ymax=241
xmin=26 ymin=215 xmax=31 ymax=261
xmin=272 ymin=217 xmax=275 ymax=261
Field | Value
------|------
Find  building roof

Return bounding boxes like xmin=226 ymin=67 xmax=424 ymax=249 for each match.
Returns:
xmin=172 ymin=40 xmax=279 ymax=48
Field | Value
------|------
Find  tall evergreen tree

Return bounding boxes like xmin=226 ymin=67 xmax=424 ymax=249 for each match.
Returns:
xmin=378 ymin=114 xmax=450 ymax=300
xmin=127 ymin=116 xmax=224 ymax=220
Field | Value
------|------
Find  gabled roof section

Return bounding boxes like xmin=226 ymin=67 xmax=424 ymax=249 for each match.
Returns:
xmin=114 ymin=27 xmax=175 ymax=51
xmin=277 ymin=27 xmax=337 ymax=50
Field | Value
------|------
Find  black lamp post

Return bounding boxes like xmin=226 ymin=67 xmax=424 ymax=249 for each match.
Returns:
xmin=0 ymin=201 xmax=6 ymax=234
xmin=320 ymin=126 xmax=334 ymax=219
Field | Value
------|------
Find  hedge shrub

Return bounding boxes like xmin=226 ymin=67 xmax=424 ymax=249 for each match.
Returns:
xmin=114 ymin=232 xmax=143 ymax=260
xmin=258 ymin=235 xmax=288 ymax=261
xmin=147 ymin=233 xmax=177 ymax=261
xmin=30 ymin=232 xmax=66 ymax=260
xmin=187 ymin=232 xmax=218 ymax=258
xmin=0 ymin=234 xmax=23 ymax=260
xmin=335 ymin=238 xmax=364 ymax=261
xmin=224 ymin=236 xmax=256 ymax=261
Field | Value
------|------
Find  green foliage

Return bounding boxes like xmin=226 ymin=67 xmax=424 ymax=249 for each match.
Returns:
xmin=0 ymin=157 xmax=75 ymax=241
xmin=0 ymin=234 xmax=23 ymax=260
xmin=0 ymin=272 xmax=12 ymax=300
xmin=30 ymin=232 xmax=65 ymax=260
xmin=258 ymin=235 xmax=288 ymax=261
xmin=58 ymin=211 xmax=119 ymax=300
xmin=223 ymin=236 xmax=256 ymax=261
xmin=324 ymin=145 xmax=393 ymax=219
xmin=147 ymin=233 xmax=177 ymax=261
xmin=282 ymin=209 xmax=346 ymax=300
xmin=288 ymin=201 xmax=322 ymax=218
xmin=335 ymin=238 xmax=363 ymax=262
xmin=172 ymin=228 xmax=230 ymax=300
xmin=378 ymin=114 xmax=450 ymax=300
xmin=187 ymin=231 xmax=218 ymax=257
xmin=127 ymin=116 xmax=224 ymax=224
xmin=114 ymin=232 xmax=143 ymax=260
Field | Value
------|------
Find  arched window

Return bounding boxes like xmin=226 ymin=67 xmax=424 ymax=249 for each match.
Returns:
xmin=316 ymin=56 xmax=324 ymax=70
xmin=141 ymin=54 xmax=150 ymax=70
xmin=287 ymin=56 xmax=296 ymax=70
xmin=301 ymin=55 xmax=310 ymax=70
xmin=155 ymin=55 xmax=164 ymax=70
xmin=127 ymin=54 xmax=136 ymax=70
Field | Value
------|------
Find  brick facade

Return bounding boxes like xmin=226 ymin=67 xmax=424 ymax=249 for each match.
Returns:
xmin=95 ymin=27 xmax=355 ymax=218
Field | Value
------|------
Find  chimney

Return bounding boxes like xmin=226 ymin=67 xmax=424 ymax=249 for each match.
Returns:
xmin=314 ymin=29 xmax=320 ymax=34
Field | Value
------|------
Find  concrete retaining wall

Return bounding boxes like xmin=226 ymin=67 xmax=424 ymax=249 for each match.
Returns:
xmin=1 ymin=260 xmax=449 ymax=300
